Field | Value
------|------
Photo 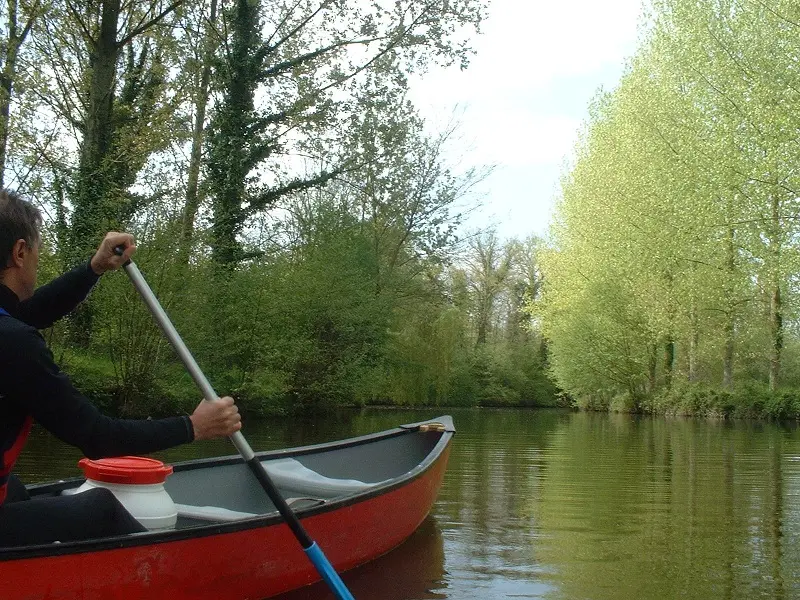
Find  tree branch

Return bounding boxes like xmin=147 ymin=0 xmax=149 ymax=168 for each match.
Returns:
xmin=63 ymin=0 xmax=97 ymax=47
xmin=118 ymin=0 xmax=185 ymax=48
xmin=259 ymin=35 xmax=388 ymax=80
xmin=247 ymin=162 xmax=357 ymax=214
xmin=744 ymin=0 xmax=800 ymax=29
xmin=262 ymin=0 xmax=329 ymax=55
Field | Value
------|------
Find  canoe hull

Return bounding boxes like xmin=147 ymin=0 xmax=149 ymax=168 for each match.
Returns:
xmin=1 ymin=419 xmax=452 ymax=600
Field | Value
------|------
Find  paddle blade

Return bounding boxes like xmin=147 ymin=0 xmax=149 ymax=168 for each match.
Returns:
xmin=304 ymin=542 xmax=355 ymax=600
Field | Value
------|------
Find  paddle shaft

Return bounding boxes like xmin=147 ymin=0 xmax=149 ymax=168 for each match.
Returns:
xmin=119 ymin=257 xmax=355 ymax=600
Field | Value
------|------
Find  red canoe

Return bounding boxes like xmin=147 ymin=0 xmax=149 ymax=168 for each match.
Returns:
xmin=0 ymin=416 xmax=455 ymax=600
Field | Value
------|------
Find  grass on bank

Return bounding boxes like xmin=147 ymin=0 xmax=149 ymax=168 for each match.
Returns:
xmin=574 ymin=383 xmax=800 ymax=421
xmin=56 ymin=347 xmax=563 ymax=418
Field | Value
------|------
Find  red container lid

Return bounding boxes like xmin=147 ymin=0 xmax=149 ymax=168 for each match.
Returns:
xmin=78 ymin=456 xmax=173 ymax=485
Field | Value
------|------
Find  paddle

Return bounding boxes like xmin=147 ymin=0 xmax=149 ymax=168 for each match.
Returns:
xmin=115 ymin=249 xmax=355 ymax=600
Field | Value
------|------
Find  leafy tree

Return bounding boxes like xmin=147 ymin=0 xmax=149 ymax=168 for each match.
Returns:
xmin=0 ymin=0 xmax=40 ymax=185
xmin=541 ymin=0 xmax=800 ymax=410
xmin=62 ymin=0 xmax=187 ymax=266
xmin=464 ymin=231 xmax=515 ymax=346
xmin=204 ymin=0 xmax=486 ymax=267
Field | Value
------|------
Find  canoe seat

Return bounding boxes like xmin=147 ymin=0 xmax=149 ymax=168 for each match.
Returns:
xmin=174 ymin=496 xmax=327 ymax=523
xmin=174 ymin=459 xmax=375 ymax=522
xmin=175 ymin=504 xmax=259 ymax=522
xmin=261 ymin=458 xmax=376 ymax=497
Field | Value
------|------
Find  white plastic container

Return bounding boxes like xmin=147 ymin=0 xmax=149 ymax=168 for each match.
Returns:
xmin=75 ymin=456 xmax=177 ymax=531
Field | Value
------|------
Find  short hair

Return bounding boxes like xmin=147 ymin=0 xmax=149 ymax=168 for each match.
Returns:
xmin=0 ymin=189 xmax=42 ymax=270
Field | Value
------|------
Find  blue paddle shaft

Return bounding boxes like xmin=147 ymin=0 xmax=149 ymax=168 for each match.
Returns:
xmin=305 ymin=543 xmax=355 ymax=600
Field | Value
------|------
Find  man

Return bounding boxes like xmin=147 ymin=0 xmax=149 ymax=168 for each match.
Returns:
xmin=0 ymin=189 xmax=242 ymax=546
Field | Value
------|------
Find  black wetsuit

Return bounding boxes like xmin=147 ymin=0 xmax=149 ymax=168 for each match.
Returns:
xmin=0 ymin=262 xmax=194 ymax=546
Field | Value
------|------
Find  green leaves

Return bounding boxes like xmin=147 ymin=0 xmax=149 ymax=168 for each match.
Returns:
xmin=541 ymin=0 xmax=800 ymax=405
xmin=8 ymin=0 xmax=562 ymax=414
xmin=203 ymin=0 xmax=486 ymax=267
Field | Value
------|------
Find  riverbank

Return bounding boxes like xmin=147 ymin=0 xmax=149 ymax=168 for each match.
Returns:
xmin=575 ymin=383 xmax=800 ymax=422
xmin=62 ymin=341 xmax=800 ymax=423
xmin=63 ymin=343 xmax=800 ymax=422
xmin=59 ymin=347 xmax=562 ymax=418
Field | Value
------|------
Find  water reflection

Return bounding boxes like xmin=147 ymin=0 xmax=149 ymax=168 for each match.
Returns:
xmin=432 ymin=409 xmax=562 ymax=600
xmin=277 ymin=517 xmax=446 ymax=600
xmin=14 ymin=408 xmax=800 ymax=599
xmin=532 ymin=413 xmax=800 ymax=600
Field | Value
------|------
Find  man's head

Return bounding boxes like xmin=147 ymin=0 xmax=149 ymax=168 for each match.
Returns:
xmin=0 ymin=190 xmax=42 ymax=300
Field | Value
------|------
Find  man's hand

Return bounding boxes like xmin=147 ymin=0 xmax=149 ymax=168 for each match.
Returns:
xmin=189 ymin=396 xmax=242 ymax=441
xmin=90 ymin=232 xmax=136 ymax=275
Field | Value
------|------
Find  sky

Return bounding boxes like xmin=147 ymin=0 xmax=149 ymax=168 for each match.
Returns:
xmin=408 ymin=0 xmax=645 ymax=240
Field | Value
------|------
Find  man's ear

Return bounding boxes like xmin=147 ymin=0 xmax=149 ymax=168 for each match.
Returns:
xmin=9 ymin=239 xmax=27 ymax=268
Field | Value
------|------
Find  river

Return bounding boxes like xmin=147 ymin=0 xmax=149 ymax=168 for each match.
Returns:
xmin=14 ymin=407 xmax=800 ymax=599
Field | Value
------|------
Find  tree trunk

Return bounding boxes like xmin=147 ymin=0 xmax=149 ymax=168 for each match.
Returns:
xmin=722 ymin=224 xmax=735 ymax=389
xmin=723 ymin=316 xmax=734 ymax=389
xmin=0 ymin=0 xmax=36 ymax=185
xmin=662 ymin=271 xmax=675 ymax=390
xmin=70 ymin=0 xmax=122 ymax=268
xmin=207 ymin=0 xmax=259 ymax=266
xmin=769 ymin=194 xmax=783 ymax=392
xmin=647 ymin=343 xmax=657 ymax=394
xmin=66 ymin=0 xmax=121 ymax=345
xmin=476 ymin=298 xmax=489 ymax=346
xmin=180 ymin=0 xmax=218 ymax=261
xmin=769 ymin=285 xmax=782 ymax=392
xmin=0 ymin=52 xmax=14 ymax=186
xmin=663 ymin=338 xmax=674 ymax=390
xmin=688 ymin=302 xmax=699 ymax=382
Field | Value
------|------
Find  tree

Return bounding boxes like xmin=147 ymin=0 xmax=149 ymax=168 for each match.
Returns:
xmin=179 ymin=0 xmax=218 ymax=259
xmin=343 ymin=83 xmax=486 ymax=297
xmin=465 ymin=231 xmax=515 ymax=346
xmin=541 ymin=0 xmax=800 ymax=408
xmin=63 ymin=0 xmax=187 ymax=266
xmin=204 ymin=0 xmax=487 ymax=267
xmin=0 ymin=0 xmax=40 ymax=185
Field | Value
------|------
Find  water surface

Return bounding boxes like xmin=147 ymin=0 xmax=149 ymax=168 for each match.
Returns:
xmin=16 ymin=408 xmax=800 ymax=599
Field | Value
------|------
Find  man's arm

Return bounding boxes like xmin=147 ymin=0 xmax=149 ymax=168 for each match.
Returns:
xmin=5 ymin=325 xmax=193 ymax=458
xmin=16 ymin=232 xmax=136 ymax=330
xmin=19 ymin=231 xmax=136 ymax=329
xmin=16 ymin=261 xmax=100 ymax=329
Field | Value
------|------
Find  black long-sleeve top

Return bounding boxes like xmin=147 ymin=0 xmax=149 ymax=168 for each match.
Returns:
xmin=0 ymin=263 xmax=193 ymax=496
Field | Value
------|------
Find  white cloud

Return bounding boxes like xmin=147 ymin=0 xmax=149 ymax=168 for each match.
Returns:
xmin=470 ymin=112 xmax=581 ymax=167
xmin=412 ymin=0 xmax=642 ymax=100
xmin=480 ymin=0 xmax=643 ymax=79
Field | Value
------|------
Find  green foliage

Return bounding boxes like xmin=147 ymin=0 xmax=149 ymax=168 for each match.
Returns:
xmin=1 ymin=0 xmax=564 ymax=417
xmin=268 ymin=232 xmax=390 ymax=412
xmin=642 ymin=380 xmax=800 ymax=421
xmin=55 ymin=349 xmax=117 ymax=413
xmin=59 ymin=214 xmax=560 ymax=416
xmin=202 ymin=0 xmax=487 ymax=267
xmin=538 ymin=0 xmax=800 ymax=420
xmin=574 ymin=394 xmax=610 ymax=412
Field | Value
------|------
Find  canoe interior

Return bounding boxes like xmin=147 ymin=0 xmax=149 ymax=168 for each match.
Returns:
xmin=21 ymin=417 xmax=452 ymax=533
xmin=166 ymin=426 xmax=443 ymax=524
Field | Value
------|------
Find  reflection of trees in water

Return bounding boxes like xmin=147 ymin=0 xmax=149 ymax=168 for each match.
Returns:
xmin=434 ymin=409 xmax=565 ymax=583
xmin=276 ymin=516 xmax=446 ymax=600
xmin=533 ymin=414 xmax=800 ymax=600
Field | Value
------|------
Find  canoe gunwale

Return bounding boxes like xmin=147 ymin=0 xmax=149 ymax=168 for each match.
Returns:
xmin=0 ymin=416 xmax=454 ymax=562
